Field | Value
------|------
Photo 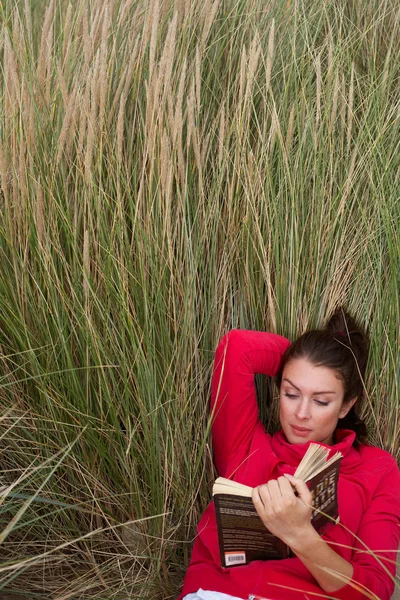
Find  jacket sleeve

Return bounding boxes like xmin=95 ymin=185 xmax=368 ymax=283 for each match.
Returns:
xmin=210 ymin=329 xmax=290 ymax=478
xmin=331 ymin=456 xmax=400 ymax=600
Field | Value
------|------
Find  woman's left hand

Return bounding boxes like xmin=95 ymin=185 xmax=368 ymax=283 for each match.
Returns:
xmin=252 ymin=474 xmax=314 ymax=547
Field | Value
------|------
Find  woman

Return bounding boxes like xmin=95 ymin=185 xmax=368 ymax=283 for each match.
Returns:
xmin=178 ymin=309 xmax=400 ymax=600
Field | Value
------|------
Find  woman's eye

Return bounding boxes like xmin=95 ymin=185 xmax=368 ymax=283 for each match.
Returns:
xmin=284 ymin=393 xmax=298 ymax=399
xmin=315 ymin=400 xmax=329 ymax=406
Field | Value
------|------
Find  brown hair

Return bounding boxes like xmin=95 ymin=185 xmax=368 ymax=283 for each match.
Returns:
xmin=276 ymin=308 xmax=369 ymax=443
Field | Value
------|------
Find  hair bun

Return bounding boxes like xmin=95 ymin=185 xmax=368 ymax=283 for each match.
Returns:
xmin=326 ymin=307 xmax=369 ymax=371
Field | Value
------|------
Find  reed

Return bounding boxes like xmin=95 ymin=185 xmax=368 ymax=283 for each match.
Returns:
xmin=0 ymin=0 xmax=399 ymax=599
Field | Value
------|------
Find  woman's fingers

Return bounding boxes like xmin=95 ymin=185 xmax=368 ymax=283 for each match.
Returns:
xmin=265 ymin=479 xmax=280 ymax=500
xmin=253 ymin=477 xmax=295 ymax=511
xmin=252 ymin=476 xmax=314 ymax=540
xmin=252 ymin=483 xmax=271 ymax=508
xmin=276 ymin=475 xmax=295 ymax=497
xmin=253 ymin=476 xmax=312 ymax=511
xmin=283 ymin=474 xmax=313 ymax=505
xmin=252 ymin=485 xmax=266 ymax=518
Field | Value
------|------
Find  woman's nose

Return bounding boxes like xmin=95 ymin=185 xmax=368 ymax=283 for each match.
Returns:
xmin=295 ymin=399 xmax=311 ymax=420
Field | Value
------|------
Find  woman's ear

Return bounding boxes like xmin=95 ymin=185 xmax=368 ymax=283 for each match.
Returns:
xmin=339 ymin=397 xmax=357 ymax=419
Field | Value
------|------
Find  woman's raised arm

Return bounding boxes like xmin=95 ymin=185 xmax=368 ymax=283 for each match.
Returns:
xmin=210 ymin=329 xmax=290 ymax=477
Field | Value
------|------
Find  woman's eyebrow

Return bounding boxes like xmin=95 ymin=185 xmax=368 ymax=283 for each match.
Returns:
xmin=283 ymin=378 xmax=336 ymax=394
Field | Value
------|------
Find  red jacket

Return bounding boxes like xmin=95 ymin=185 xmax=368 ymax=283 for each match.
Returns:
xmin=179 ymin=330 xmax=400 ymax=600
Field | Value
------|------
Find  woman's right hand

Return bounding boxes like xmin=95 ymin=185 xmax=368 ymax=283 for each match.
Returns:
xmin=252 ymin=474 xmax=314 ymax=547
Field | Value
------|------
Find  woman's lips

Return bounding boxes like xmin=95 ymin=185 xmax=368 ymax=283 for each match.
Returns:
xmin=291 ymin=424 xmax=312 ymax=436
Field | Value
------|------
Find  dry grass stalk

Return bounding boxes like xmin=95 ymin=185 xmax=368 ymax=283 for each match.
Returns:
xmin=158 ymin=12 xmax=178 ymax=100
xmin=91 ymin=2 xmax=108 ymax=48
xmin=195 ymin=45 xmax=201 ymax=113
xmin=24 ymin=0 xmax=33 ymax=50
xmin=315 ymin=53 xmax=321 ymax=127
xmin=160 ymin=128 xmax=172 ymax=226
xmin=18 ymin=133 xmax=27 ymax=209
xmin=265 ymin=18 xmax=275 ymax=93
xmin=247 ymin=149 xmax=254 ymax=185
xmin=3 ymin=36 xmax=11 ymax=132
xmin=107 ymin=69 xmax=128 ymax=127
xmin=37 ymin=0 xmax=54 ymax=105
xmin=144 ymin=4 xmax=164 ymax=147
xmin=187 ymin=78 xmax=202 ymax=191
xmin=250 ymin=213 xmax=276 ymax=332
xmin=218 ymin=102 xmax=225 ymax=168
xmin=268 ymin=103 xmax=278 ymax=157
xmin=271 ymin=98 xmax=292 ymax=191
xmin=98 ymin=3 xmax=110 ymax=136
xmin=62 ymin=3 xmax=73 ymax=67
xmin=285 ymin=103 xmax=295 ymax=153
xmin=147 ymin=12 xmax=177 ymax=162
xmin=183 ymin=0 xmax=193 ymax=21
xmin=11 ymin=151 xmax=21 ymax=246
xmin=116 ymin=0 xmax=136 ymax=31
xmin=85 ymin=53 xmax=100 ymax=180
xmin=186 ymin=78 xmax=195 ymax=155
xmin=35 ymin=181 xmax=45 ymax=246
xmin=149 ymin=0 xmax=160 ymax=82
xmin=57 ymin=85 xmax=78 ymax=165
xmin=44 ymin=22 xmax=53 ymax=108
xmin=145 ymin=82 xmax=160 ymax=179
xmin=200 ymin=129 xmax=211 ymax=165
xmin=143 ymin=0 xmax=153 ymax=47
xmin=340 ymin=73 xmax=346 ymax=139
xmin=82 ymin=7 xmax=91 ymax=75
xmin=250 ymin=31 xmax=263 ymax=85
xmin=65 ymin=85 xmax=82 ymax=159
xmin=347 ymin=63 xmax=354 ymax=152
xmin=201 ymin=0 xmax=219 ymax=48
xmin=57 ymin=61 xmax=69 ymax=108
xmin=145 ymin=79 xmax=154 ymax=150
xmin=327 ymin=37 xmax=334 ymax=87
xmin=83 ymin=228 xmax=90 ymax=305
xmin=77 ymin=79 xmax=90 ymax=160
xmin=244 ymin=32 xmax=261 ymax=109
xmin=4 ymin=32 xmax=19 ymax=121
xmin=0 ymin=143 xmax=10 ymax=207
xmin=167 ymin=89 xmax=175 ymax=142
xmin=21 ymin=74 xmax=34 ymax=151
xmin=12 ymin=11 xmax=25 ymax=63
xmin=173 ymin=57 xmax=187 ymax=142
xmin=109 ymin=35 xmax=139 ymax=125
xmin=330 ymin=73 xmax=339 ymax=133
xmin=238 ymin=45 xmax=247 ymax=109
xmin=117 ymin=90 xmax=127 ymax=166
xmin=174 ymin=0 xmax=185 ymax=25
xmin=338 ymin=147 xmax=357 ymax=216
xmin=381 ymin=47 xmax=391 ymax=95
xmin=173 ymin=59 xmax=187 ymax=187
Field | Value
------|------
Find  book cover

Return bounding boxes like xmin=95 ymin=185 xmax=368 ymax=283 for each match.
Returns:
xmin=213 ymin=444 xmax=342 ymax=568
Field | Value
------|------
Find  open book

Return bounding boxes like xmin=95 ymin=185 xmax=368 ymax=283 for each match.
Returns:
xmin=213 ymin=443 xmax=342 ymax=568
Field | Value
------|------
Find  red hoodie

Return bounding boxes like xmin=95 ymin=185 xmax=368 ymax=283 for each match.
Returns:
xmin=178 ymin=330 xmax=400 ymax=600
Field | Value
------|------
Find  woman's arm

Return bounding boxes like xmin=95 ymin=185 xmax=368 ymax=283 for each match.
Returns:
xmin=211 ymin=329 xmax=290 ymax=478
xmin=253 ymin=460 xmax=400 ymax=600
xmin=328 ymin=457 xmax=400 ymax=600
xmin=253 ymin=475 xmax=354 ymax=593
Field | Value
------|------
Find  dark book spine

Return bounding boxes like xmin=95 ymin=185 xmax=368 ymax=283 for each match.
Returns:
xmin=214 ymin=494 xmax=289 ymax=567
xmin=309 ymin=460 xmax=342 ymax=533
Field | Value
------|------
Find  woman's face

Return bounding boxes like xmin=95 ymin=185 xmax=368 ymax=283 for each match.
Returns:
xmin=279 ymin=357 xmax=356 ymax=446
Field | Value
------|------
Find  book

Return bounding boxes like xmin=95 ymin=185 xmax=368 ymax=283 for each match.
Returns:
xmin=213 ymin=443 xmax=342 ymax=568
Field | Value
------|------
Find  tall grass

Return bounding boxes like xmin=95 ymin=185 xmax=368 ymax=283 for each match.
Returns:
xmin=0 ymin=0 xmax=399 ymax=598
